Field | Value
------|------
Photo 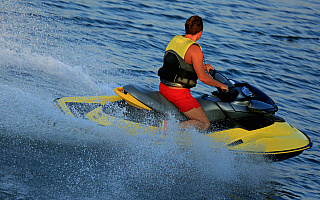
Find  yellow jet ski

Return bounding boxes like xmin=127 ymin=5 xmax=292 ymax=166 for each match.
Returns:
xmin=54 ymin=70 xmax=312 ymax=162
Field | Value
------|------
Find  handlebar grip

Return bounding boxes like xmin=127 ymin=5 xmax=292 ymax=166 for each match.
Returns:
xmin=209 ymin=69 xmax=216 ymax=78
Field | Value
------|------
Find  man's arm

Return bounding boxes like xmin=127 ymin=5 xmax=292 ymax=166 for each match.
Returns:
xmin=185 ymin=45 xmax=228 ymax=91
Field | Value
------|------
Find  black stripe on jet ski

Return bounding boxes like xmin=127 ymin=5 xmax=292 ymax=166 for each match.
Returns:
xmin=227 ymin=139 xmax=244 ymax=147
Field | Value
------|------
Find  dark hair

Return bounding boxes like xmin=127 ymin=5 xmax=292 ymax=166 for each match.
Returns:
xmin=185 ymin=15 xmax=203 ymax=35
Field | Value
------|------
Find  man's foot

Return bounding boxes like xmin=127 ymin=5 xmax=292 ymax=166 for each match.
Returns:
xmin=159 ymin=119 xmax=168 ymax=135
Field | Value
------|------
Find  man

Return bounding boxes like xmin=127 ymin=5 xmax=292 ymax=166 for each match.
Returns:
xmin=158 ymin=15 xmax=228 ymax=131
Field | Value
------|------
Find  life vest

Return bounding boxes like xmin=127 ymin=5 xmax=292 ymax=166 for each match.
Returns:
xmin=158 ymin=35 xmax=202 ymax=88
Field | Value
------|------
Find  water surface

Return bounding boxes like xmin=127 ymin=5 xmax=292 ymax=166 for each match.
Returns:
xmin=0 ymin=0 xmax=319 ymax=199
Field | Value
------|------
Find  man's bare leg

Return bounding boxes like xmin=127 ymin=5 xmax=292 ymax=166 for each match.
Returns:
xmin=179 ymin=106 xmax=210 ymax=131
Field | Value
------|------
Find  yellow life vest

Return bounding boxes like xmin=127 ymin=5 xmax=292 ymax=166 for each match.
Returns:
xmin=158 ymin=35 xmax=201 ymax=88
xmin=165 ymin=35 xmax=202 ymax=58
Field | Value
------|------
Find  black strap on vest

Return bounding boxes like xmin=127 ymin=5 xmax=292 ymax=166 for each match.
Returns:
xmin=158 ymin=50 xmax=198 ymax=88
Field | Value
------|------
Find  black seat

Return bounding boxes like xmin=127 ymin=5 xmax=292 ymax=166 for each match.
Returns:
xmin=123 ymin=85 xmax=187 ymax=121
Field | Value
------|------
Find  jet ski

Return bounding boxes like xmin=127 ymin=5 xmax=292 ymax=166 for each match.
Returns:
xmin=54 ymin=70 xmax=312 ymax=162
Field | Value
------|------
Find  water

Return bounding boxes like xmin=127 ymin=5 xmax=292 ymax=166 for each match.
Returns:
xmin=1 ymin=0 xmax=319 ymax=199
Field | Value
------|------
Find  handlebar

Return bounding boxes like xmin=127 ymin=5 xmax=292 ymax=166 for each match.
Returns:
xmin=209 ymin=69 xmax=235 ymax=89
xmin=208 ymin=69 xmax=239 ymax=101
xmin=209 ymin=69 xmax=216 ymax=78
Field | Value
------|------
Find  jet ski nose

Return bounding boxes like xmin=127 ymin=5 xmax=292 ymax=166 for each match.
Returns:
xmin=247 ymin=100 xmax=278 ymax=114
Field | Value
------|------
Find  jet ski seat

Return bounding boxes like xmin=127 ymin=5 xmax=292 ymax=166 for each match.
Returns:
xmin=123 ymin=85 xmax=187 ymax=121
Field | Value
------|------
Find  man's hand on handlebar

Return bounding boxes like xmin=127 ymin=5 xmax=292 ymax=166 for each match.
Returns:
xmin=203 ymin=63 xmax=214 ymax=73
xmin=205 ymin=65 xmax=229 ymax=92
xmin=220 ymin=84 xmax=229 ymax=93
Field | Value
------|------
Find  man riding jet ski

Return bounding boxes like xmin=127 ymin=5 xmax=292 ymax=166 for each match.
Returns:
xmin=54 ymin=16 xmax=312 ymax=162
xmin=54 ymin=66 xmax=312 ymax=161
xmin=158 ymin=15 xmax=229 ymax=132
xmin=110 ymin=68 xmax=311 ymax=161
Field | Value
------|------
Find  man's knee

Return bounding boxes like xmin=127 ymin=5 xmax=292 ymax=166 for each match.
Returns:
xmin=202 ymin=119 xmax=210 ymax=130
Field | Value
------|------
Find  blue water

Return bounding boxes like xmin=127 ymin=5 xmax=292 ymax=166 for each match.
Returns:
xmin=1 ymin=0 xmax=319 ymax=199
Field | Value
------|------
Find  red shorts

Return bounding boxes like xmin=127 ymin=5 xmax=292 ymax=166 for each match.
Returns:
xmin=159 ymin=82 xmax=201 ymax=112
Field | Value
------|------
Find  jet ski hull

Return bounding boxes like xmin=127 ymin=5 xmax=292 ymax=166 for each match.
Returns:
xmin=54 ymin=91 xmax=312 ymax=162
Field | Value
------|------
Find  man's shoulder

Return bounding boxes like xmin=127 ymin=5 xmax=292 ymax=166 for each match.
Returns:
xmin=188 ymin=44 xmax=202 ymax=54
xmin=185 ymin=43 xmax=203 ymax=64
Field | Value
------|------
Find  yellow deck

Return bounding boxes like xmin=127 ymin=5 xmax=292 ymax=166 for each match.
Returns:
xmin=54 ymin=93 xmax=311 ymax=157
